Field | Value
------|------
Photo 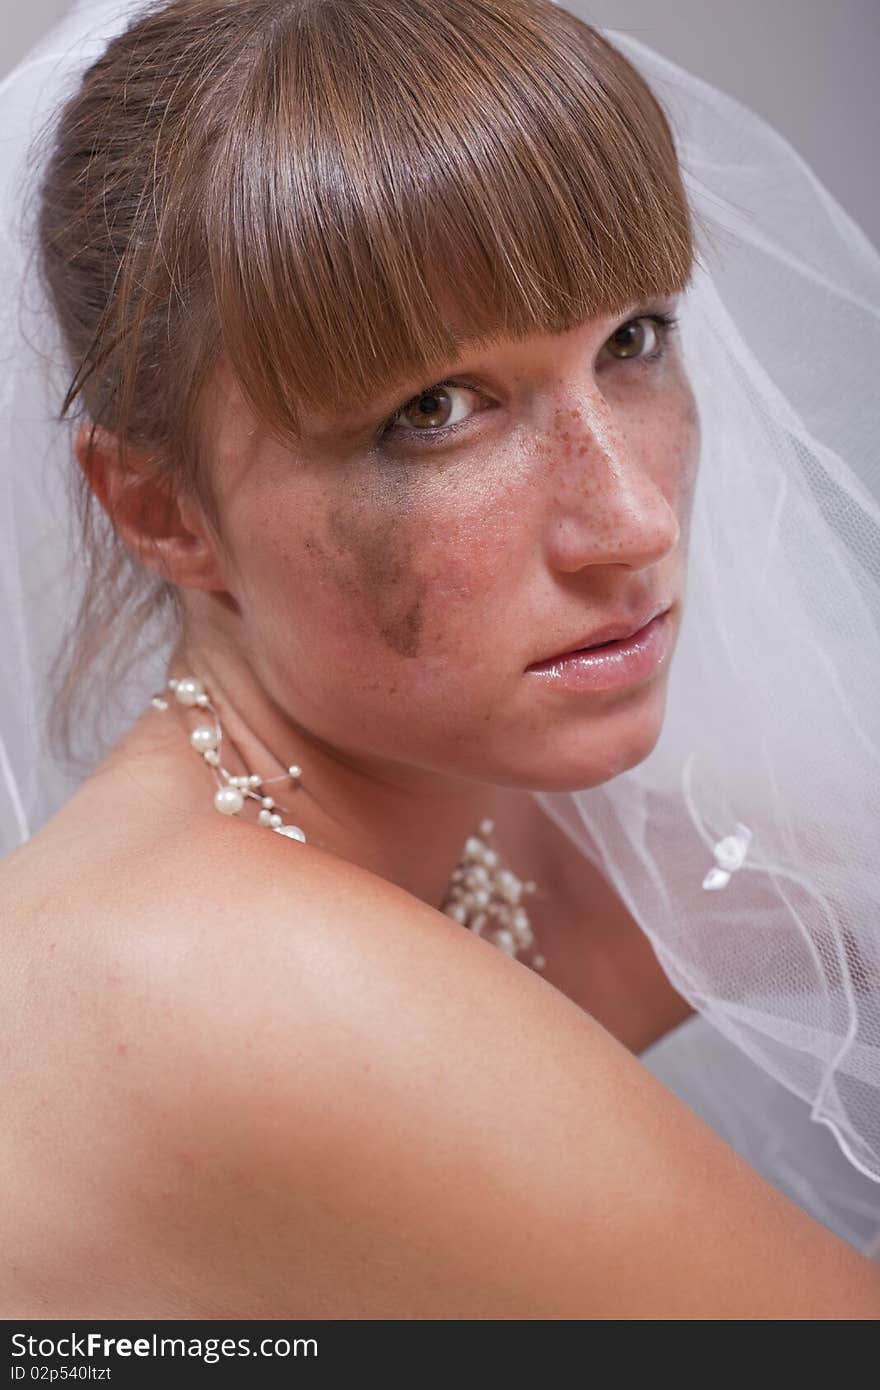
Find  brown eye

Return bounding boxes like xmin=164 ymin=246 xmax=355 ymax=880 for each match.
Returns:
xmin=376 ymin=376 xmax=487 ymax=451
xmin=399 ymin=386 xmax=456 ymax=431
xmin=388 ymin=380 xmax=483 ymax=438
xmin=606 ymin=317 xmax=661 ymax=361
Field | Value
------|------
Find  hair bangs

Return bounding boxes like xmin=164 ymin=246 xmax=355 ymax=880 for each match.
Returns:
xmin=205 ymin=0 xmax=697 ymax=445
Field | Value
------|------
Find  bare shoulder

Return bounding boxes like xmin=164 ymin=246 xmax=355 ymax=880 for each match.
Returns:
xmin=5 ymin=821 xmax=879 ymax=1319
xmin=98 ymin=825 xmax=880 ymax=1320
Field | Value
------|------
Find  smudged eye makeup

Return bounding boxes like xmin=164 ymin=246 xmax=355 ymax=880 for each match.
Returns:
xmin=374 ymin=311 xmax=680 ymax=454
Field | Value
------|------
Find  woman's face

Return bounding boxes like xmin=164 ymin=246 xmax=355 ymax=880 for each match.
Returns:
xmin=198 ymin=294 xmax=700 ymax=793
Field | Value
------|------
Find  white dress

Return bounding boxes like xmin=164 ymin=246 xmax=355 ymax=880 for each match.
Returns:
xmin=640 ymin=1013 xmax=880 ymax=1261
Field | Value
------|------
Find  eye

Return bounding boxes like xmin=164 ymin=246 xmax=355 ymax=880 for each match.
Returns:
xmin=376 ymin=379 xmax=485 ymax=449
xmin=605 ymin=312 xmax=679 ymax=362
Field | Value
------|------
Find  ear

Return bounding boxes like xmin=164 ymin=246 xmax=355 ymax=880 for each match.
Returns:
xmin=74 ymin=422 xmax=229 ymax=593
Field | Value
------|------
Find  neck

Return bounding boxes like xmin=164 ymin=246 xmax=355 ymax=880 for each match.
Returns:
xmin=156 ymin=637 xmax=519 ymax=913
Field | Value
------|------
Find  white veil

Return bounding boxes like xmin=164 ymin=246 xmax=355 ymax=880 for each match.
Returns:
xmin=1 ymin=0 xmax=878 ymax=1214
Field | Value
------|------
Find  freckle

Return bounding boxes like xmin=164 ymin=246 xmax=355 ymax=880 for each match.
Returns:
xmin=116 ymin=1041 xmax=129 ymax=1056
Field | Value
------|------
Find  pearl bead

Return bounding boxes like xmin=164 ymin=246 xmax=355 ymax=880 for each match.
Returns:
xmin=495 ymin=869 xmax=522 ymax=903
xmin=464 ymin=836 xmax=484 ymax=858
xmin=511 ymin=918 xmax=534 ymax=948
xmin=269 ymin=813 xmax=282 ymax=828
xmin=258 ymin=810 xmax=274 ymax=826
xmin=273 ymin=824 xmax=307 ymax=842
xmin=444 ymin=902 xmax=468 ymax=924
xmin=478 ymin=818 xmax=494 ymax=836
xmin=288 ymin=765 xmax=302 ymax=780
xmin=493 ymin=928 xmax=517 ymax=957
xmin=174 ymin=676 xmax=204 ymax=706
xmin=203 ymin=749 xmax=220 ymax=766
xmin=481 ymin=849 xmax=499 ymax=870
xmin=248 ymin=774 xmax=262 ymax=787
xmin=150 ymin=696 xmax=168 ymax=711
xmin=261 ymin=796 xmax=275 ymax=810
xmin=195 ymin=694 xmax=209 ymax=707
xmin=214 ymin=786 xmax=244 ymax=815
xmin=190 ymin=725 xmax=218 ymax=753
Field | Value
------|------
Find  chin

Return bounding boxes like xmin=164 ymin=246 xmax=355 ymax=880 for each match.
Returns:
xmin=518 ymin=689 xmax=670 ymax=793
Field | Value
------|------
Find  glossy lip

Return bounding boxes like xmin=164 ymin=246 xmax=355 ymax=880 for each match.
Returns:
xmin=523 ymin=608 xmax=675 ymax=691
xmin=526 ymin=600 xmax=673 ymax=669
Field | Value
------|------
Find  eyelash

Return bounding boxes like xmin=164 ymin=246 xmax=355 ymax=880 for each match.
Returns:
xmin=374 ymin=312 xmax=680 ymax=452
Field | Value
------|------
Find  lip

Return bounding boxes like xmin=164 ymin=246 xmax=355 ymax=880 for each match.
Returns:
xmin=526 ymin=600 xmax=673 ymax=668
xmin=523 ymin=607 xmax=675 ymax=692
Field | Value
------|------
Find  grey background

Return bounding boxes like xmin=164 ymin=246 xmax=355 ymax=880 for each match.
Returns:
xmin=2 ymin=0 xmax=878 ymax=247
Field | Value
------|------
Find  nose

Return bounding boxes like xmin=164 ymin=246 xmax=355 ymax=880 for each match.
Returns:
xmin=542 ymin=397 xmax=680 ymax=574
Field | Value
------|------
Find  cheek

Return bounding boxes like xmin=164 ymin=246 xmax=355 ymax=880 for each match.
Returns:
xmin=322 ymin=500 xmax=428 ymax=658
xmin=260 ymin=468 xmax=492 ymax=673
xmin=626 ymin=373 xmax=701 ymax=530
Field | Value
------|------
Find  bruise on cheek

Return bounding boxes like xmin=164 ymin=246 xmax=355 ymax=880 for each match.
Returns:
xmin=310 ymin=500 xmax=427 ymax=658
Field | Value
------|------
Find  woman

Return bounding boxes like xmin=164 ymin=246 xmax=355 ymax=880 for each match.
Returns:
xmin=1 ymin=0 xmax=878 ymax=1317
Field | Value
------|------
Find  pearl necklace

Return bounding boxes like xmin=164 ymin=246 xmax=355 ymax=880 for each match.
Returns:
xmin=151 ymin=673 xmax=545 ymax=972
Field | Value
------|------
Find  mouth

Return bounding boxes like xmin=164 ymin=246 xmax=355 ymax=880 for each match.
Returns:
xmin=526 ymin=601 xmax=673 ymax=669
xmin=523 ymin=606 xmax=676 ymax=690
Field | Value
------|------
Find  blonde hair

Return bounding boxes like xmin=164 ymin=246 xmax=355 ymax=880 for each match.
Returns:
xmin=35 ymin=0 xmax=698 ymax=764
